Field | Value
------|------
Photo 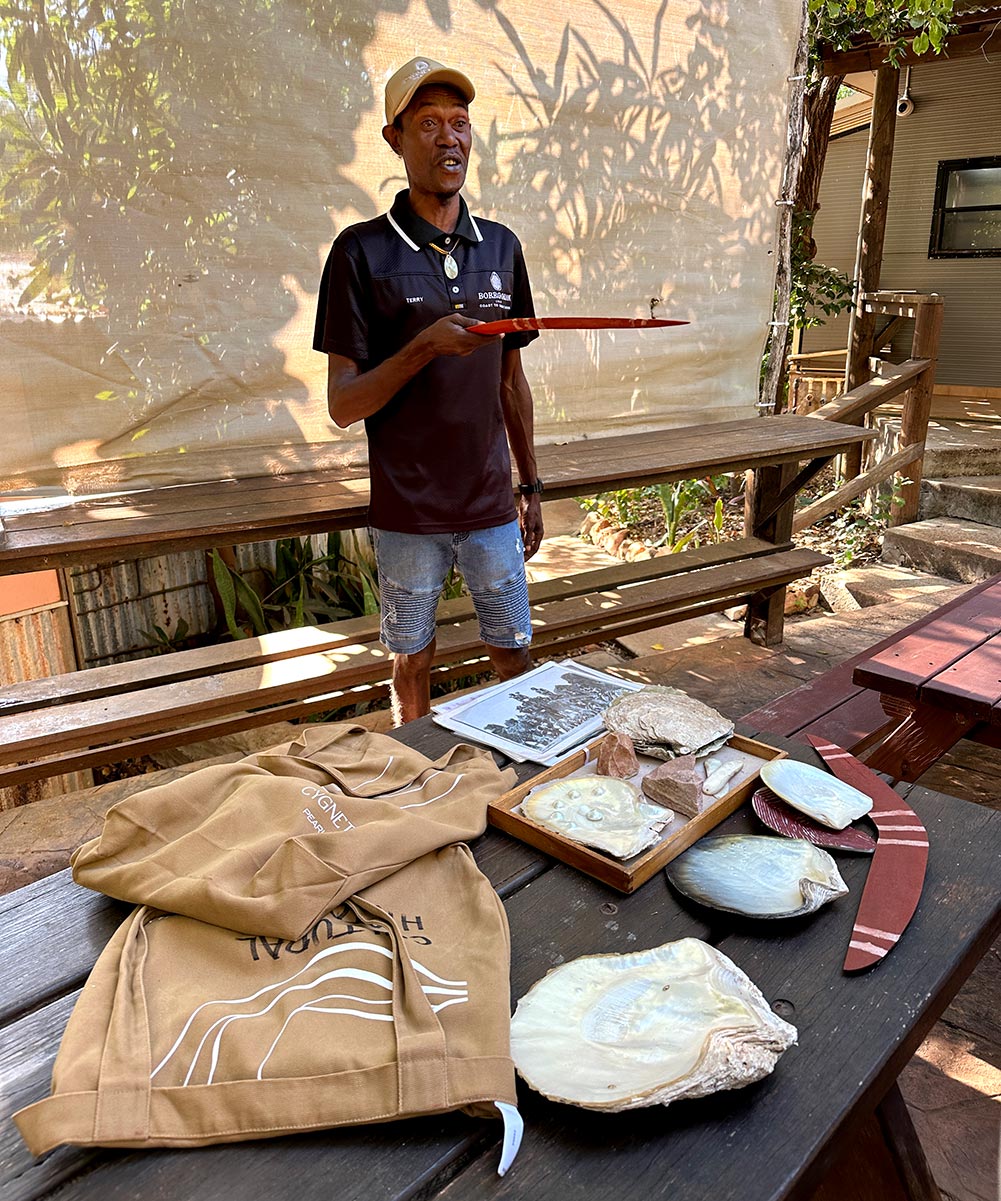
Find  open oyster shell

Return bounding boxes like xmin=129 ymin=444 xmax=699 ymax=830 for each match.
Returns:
xmin=523 ymin=777 xmax=671 ymax=859
xmin=759 ymin=759 xmax=873 ymax=830
xmin=510 ymin=938 xmax=797 ymax=1111
xmin=665 ymin=834 xmax=848 ymax=918
xmin=603 ymin=685 xmax=734 ymax=760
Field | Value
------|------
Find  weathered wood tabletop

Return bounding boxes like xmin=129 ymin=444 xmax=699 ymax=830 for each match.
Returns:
xmin=855 ymin=574 xmax=1001 ymax=780
xmin=0 ymin=416 xmax=874 ymax=574
xmin=3 ymin=720 xmax=996 ymax=1201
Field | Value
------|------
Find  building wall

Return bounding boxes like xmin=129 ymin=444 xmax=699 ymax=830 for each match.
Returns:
xmin=803 ymin=55 xmax=1001 ymax=387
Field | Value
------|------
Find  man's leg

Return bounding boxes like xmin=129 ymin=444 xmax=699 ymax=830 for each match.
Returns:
xmin=391 ymin=639 xmax=437 ymax=725
xmin=371 ymin=529 xmax=451 ymax=725
xmin=458 ymin=520 xmax=533 ymax=684
xmin=485 ymin=643 xmax=532 ymax=681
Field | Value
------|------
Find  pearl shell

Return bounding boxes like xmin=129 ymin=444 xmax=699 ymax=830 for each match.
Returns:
xmin=510 ymin=938 xmax=797 ymax=1111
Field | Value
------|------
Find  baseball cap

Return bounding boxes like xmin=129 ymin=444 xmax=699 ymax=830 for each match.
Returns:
xmin=384 ymin=57 xmax=475 ymax=124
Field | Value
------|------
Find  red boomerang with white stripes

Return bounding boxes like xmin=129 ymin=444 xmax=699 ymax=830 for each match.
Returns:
xmin=806 ymin=735 xmax=929 ymax=974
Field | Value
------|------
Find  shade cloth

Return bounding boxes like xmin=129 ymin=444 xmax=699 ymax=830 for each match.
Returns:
xmin=0 ymin=0 xmax=804 ymax=493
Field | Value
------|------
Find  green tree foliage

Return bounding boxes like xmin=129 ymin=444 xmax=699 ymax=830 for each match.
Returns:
xmin=809 ymin=0 xmax=955 ymax=65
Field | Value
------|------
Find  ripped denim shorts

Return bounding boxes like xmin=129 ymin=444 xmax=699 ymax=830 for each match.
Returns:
xmin=372 ymin=520 xmax=532 ymax=655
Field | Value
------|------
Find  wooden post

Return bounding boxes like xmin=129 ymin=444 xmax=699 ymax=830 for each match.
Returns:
xmin=891 ymin=297 xmax=944 ymax=526
xmin=843 ymin=65 xmax=900 ymax=479
xmin=743 ymin=463 xmax=797 ymax=646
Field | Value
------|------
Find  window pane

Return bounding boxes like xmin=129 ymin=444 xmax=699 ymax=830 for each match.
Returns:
xmin=940 ymin=210 xmax=1001 ymax=252
xmin=945 ymin=166 xmax=1001 ymax=208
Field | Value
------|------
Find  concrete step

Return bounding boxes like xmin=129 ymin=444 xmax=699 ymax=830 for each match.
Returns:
xmin=875 ymin=417 xmax=1001 ymax=479
xmin=921 ymin=475 xmax=1001 ymax=526
xmin=882 ymin=517 xmax=1001 ymax=583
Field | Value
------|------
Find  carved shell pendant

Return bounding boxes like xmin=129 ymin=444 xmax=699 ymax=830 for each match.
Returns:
xmin=603 ymin=685 xmax=733 ymax=760
xmin=523 ymin=776 xmax=672 ymax=859
xmin=510 ymin=938 xmax=797 ymax=1111
xmin=759 ymin=759 xmax=873 ymax=830
xmin=665 ymin=834 xmax=849 ymax=919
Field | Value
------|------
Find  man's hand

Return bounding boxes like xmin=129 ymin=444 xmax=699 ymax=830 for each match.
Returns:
xmin=418 ymin=313 xmax=501 ymax=358
xmin=519 ymin=493 xmax=544 ymax=560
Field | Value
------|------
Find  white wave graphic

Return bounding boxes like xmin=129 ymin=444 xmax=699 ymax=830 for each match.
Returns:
xmin=153 ymin=939 xmax=470 ymax=1087
xmin=151 ymin=941 xmax=395 ymax=1080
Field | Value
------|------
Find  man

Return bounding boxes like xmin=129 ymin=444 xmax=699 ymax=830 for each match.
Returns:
xmin=313 ymin=57 xmax=544 ymax=723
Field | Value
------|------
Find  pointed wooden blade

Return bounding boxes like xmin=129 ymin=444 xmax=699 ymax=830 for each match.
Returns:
xmin=806 ymin=736 xmax=928 ymax=973
xmin=751 ymin=786 xmax=875 ymax=853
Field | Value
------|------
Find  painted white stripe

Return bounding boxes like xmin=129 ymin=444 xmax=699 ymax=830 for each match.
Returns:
xmin=468 ymin=213 xmax=484 ymax=242
xmin=387 ymin=210 xmax=421 ymax=251
xmin=854 ymin=924 xmax=901 ymax=943
xmin=878 ymin=838 xmax=929 ymax=847
xmin=432 ymin=996 xmax=470 ymax=1014
xmin=875 ymin=809 xmax=919 ymax=817
xmin=400 ymin=774 xmax=463 ymax=809
xmin=814 ymin=742 xmax=840 ymax=751
xmin=356 ymin=757 xmax=394 ymax=789
xmin=421 ymin=985 xmax=469 ymax=997
xmin=849 ymin=939 xmax=889 ymax=957
xmin=823 ymin=751 xmax=853 ymax=759
xmin=877 ymin=825 xmax=925 ymax=832
xmin=385 ymin=769 xmax=445 ymax=798
xmin=410 ymin=960 xmax=468 ymax=988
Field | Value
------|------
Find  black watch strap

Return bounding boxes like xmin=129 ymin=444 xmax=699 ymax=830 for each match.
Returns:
xmin=518 ymin=479 xmax=545 ymax=496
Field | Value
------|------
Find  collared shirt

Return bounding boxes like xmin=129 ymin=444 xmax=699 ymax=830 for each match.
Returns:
xmin=313 ymin=189 xmax=538 ymax=534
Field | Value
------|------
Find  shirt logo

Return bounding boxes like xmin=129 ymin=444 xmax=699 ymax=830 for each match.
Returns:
xmin=490 ymin=271 xmax=503 ymax=290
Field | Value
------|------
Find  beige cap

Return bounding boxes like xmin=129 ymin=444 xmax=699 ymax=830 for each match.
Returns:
xmin=384 ymin=57 xmax=475 ymax=124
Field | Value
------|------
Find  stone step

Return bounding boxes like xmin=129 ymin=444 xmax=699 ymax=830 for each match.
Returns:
xmin=875 ymin=417 xmax=1001 ymax=479
xmin=921 ymin=475 xmax=1001 ymax=526
xmin=832 ymin=564 xmax=966 ymax=608
xmin=881 ymin=517 xmax=1001 ymax=583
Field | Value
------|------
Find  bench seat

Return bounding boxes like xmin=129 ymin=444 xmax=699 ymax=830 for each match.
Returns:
xmin=0 ymin=540 xmax=827 ymax=786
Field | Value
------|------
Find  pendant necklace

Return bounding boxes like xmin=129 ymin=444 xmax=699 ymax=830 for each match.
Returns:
xmin=429 ymin=241 xmax=459 ymax=279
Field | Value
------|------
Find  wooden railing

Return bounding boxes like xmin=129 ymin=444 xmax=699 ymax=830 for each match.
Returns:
xmin=793 ymin=291 xmax=942 ymax=531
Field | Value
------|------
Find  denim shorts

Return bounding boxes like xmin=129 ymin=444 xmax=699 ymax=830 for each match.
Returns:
xmin=372 ymin=520 xmax=532 ymax=655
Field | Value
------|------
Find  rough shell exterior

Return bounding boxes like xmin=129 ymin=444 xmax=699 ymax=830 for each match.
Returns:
xmin=523 ymin=776 xmax=672 ymax=859
xmin=603 ymin=686 xmax=733 ymax=760
xmin=596 ymin=731 xmax=640 ymax=779
xmin=510 ymin=938 xmax=797 ymax=1111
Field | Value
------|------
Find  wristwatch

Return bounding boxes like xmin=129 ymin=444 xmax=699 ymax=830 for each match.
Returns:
xmin=518 ymin=479 xmax=545 ymax=496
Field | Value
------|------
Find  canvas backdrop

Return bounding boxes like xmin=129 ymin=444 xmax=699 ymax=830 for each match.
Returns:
xmin=0 ymin=0 xmax=804 ymax=494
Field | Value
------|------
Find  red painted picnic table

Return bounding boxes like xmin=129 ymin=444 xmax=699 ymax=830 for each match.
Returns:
xmin=855 ymin=574 xmax=1001 ymax=782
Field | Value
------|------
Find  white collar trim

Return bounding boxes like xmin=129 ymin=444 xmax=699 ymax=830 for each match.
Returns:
xmin=468 ymin=213 xmax=484 ymax=243
xmin=387 ymin=210 xmax=421 ymax=252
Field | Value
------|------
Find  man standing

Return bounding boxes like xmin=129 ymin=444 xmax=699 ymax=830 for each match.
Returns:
xmin=314 ymin=57 xmax=545 ymax=723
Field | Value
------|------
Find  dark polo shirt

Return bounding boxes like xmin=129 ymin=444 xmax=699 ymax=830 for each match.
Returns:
xmin=313 ymin=190 xmax=538 ymax=534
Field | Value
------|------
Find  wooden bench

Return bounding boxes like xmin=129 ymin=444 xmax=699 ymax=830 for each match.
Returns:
xmin=3 ymin=718 xmax=999 ymax=1201
xmin=744 ymin=575 xmax=1001 ymax=780
xmin=0 ymin=417 xmax=870 ymax=784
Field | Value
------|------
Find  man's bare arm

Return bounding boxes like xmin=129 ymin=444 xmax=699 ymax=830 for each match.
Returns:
xmin=500 ymin=346 xmax=544 ymax=560
xmin=327 ymin=314 xmax=499 ymax=428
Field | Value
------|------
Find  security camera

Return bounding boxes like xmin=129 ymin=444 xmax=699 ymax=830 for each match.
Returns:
xmin=896 ymin=96 xmax=914 ymax=117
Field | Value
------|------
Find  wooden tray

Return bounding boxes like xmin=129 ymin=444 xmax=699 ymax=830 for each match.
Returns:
xmin=488 ymin=733 xmax=787 ymax=893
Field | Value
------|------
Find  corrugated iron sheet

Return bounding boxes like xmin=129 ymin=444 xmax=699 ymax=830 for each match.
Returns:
xmin=64 ymin=538 xmax=305 ymax=667
xmin=0 ymin=603 xmax=77 ymax=685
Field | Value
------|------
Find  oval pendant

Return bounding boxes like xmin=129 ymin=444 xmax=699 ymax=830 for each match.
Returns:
xmin=444 ymin=253 xmax=458 ymax=279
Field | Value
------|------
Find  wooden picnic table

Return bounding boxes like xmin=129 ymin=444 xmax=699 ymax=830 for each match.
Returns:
xmin=2 ymin=718 xmax=998 ymax=1201
xmin=0 ymin=415 xmax=872 ymax=574
xmin=856 ymin=573 xmax=1001 ymax=781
